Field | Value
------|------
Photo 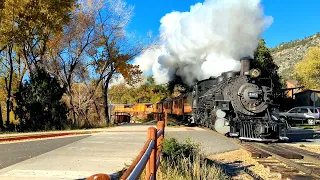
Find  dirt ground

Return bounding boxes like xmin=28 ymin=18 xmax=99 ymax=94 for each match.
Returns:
xmin=207 ymin=146 xmax=318 ymax=180
xmin=288 ymin=144 xmax=320 ymax=154
xmin=208 ymin=144 xmax=320 ymax=180
xmin=208 ymin=149 xmax=278 ymax=180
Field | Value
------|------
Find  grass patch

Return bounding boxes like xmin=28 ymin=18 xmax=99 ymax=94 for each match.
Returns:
xmin=138 ymin=137 xmax=228 ymax=180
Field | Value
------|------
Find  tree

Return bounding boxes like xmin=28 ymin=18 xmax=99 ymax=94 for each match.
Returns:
xmin=167 ymin=74 xmax=190 ymax=97
xmin=108 ymin=76 xmax=170 ymax=104
xmin=14 ymin=69 xmax=68 ymax=131
xmin=45 ymin=2 xmax=99 ymax=126
xmin=294 ymin=46 xmax=320 ymax=89
xmin=0 ymin=0 xmax=75 ymax=131
xmin=89 ymin=0 xmax=146 ymax=124
xmin=252 ymin=39 xmax=282 ymax=89
xmin=0 ymin=0 xmax=76 ymax=71
xmin=108 ymin=83 xmax=134 ymax=104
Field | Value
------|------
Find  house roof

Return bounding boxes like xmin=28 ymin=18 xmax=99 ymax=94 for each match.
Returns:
xmin=294 ymin=89 xmax=320 ymax=95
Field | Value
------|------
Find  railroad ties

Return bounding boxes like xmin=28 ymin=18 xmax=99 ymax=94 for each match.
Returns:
xmin=244 ymin=143 xmax=320 ymax=179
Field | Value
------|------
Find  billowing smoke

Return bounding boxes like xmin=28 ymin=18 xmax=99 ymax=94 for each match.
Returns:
xmin=134 ymin=0 xmax=273 ymax=85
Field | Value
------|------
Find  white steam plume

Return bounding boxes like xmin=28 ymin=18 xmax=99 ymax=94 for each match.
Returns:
xmin=133 ymin=0 xmax=273 ymax=85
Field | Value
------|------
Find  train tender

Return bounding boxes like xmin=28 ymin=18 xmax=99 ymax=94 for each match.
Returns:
xmin=190 ymin=57 xmax=289 ymax=142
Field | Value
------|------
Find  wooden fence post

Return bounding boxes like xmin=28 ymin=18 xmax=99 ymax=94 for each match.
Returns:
xmin=146 ymin=127 xmax=157 ymax=180
xmin=86 ymin=174 xmax=111 ymax=180
xmin=157 ymin=121 xmax=164 ymax=159
xmin=164 ymin=112 xmax=168 ymax=127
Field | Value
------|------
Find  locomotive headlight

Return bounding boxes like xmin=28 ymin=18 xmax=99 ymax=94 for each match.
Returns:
xmin=250 ymin=69 xmax=261 ymax=78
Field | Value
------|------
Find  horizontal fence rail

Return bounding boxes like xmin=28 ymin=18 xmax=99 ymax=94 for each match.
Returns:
xmin=86 ymin=114 xmax=166 ymax=180
xmin=120 ymin=120 xmax=165 ymax=180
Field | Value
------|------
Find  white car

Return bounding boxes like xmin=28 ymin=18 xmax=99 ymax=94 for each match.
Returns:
xmin=279 ymin=106 xmax=320 ymax=125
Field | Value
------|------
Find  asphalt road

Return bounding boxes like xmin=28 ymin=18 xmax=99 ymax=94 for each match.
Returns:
xmin=0 ymin=135 xmax=90 ymax=170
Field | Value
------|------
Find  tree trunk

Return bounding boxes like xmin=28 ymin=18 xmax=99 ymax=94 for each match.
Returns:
xmin=103 ymin=82 xmax=110 ymax=125
xmin=0 ymin=103 xmax=4 ymax=130
xmin=94 ymin=101 xmax=102 ymax=123
xmin=69 ymin=95 xmax=78 ymax=127
xmin=6 ymin=47 xmax=14 ymax=126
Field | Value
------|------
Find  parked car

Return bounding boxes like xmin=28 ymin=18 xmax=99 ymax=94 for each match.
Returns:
xmin=279 ymin=106 xmax=320 ymax=125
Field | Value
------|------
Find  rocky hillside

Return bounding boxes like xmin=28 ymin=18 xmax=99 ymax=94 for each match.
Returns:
xmin=271 ymin=32 xmax=320 ymax=81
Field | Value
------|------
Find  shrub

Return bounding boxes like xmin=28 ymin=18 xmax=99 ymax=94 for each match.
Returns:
xmin=162 ymin=137 xmax=199 ymax=162
xmin=158 ymin=155 xmax=228 ymax=180
xmin=14 ymin=69 xmax=69 ymax=131
xmin=158 ymin=137 xmax=228 ymax=180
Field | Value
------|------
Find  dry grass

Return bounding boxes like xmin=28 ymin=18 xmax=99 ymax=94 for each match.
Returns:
xmin=139 ymin=155 xmax=227 ymax=180
xmin=138 ymin=137 xmax=228 ymax=180
xmin=157 ymin=155 xmax=227 ymax=180
xmin=290 ymin=144 xmax=320 ymax=154
xmin=208 ymin=149 xmax=282 ymax=180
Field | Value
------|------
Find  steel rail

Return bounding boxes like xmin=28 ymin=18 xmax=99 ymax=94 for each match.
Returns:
xmin=251 ymin=143 xmax=320 ymax=179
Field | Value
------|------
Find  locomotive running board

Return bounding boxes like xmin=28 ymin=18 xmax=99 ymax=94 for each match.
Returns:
xmin=239 ymin=137 xmax=279 ymax=142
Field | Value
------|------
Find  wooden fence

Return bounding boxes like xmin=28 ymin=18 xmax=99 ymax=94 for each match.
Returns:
xmin=86 ymin=119 xmax=166 ymax=180
xmin=120 ymin=121 xmax=165 ymax=180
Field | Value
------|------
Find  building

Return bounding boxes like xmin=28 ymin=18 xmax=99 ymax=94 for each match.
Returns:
xmin=285 ymin=80 xmax=301 ymax=98
xmin=294 ymin=89 xmax=320 ymax=107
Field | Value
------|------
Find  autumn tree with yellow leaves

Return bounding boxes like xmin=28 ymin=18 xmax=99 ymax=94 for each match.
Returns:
xmin=87 ymin=0 xmax=151 ymax=124
xmin=294 ymin=47 xmax=320 ymax=89
xmin=0 ymin=0 xmax=75 ymax=130
xmin=0 ymin=0 xmax=75 ymax=131
xmin=0 ymin=0 xmax=153 ymax=131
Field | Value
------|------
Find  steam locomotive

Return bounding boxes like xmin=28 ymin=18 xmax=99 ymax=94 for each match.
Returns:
xmin=110 ymin=57 xmax=290 ymax=142
xmin=189 ymin=57 xmax=289 ymax=142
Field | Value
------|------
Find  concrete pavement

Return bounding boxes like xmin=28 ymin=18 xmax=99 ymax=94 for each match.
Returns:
xmin=0 ymin=124 xmax=239 ymax=180
xmin=166 ymin=127 xmax=240 ymax=155
xmin=0 ymin=124 xmax=153 ymax=180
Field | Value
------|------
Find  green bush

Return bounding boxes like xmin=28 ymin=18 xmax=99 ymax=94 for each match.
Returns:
xmin=14 ymin=68 xmax=69 ymax=131
xmin=162 ymin=137 xmax=199 ymax=162
xmin=158 ymin=137 xmax=228 ymax=180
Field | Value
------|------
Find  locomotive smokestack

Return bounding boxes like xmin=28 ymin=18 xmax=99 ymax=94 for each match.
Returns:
xmin=240 ymin=57 xmax=252 ymax=75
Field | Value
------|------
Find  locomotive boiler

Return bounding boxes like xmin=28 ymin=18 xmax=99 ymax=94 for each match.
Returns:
xmin=191 ymin=57 xmax=289 ymax=141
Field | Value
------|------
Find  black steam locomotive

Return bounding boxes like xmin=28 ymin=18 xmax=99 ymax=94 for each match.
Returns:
xmin=189 ymin=57 xmax=289 ymax=142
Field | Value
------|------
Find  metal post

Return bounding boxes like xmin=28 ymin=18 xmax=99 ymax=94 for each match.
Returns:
xmin=146 ymin=128 xmax=152 ymax=177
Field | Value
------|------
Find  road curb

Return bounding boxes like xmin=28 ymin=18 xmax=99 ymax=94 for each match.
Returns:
xmin=0 ymin=131 xmax=97 ymax=143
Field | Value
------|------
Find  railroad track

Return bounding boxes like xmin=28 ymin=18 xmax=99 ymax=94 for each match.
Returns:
xmin=203 ymin=127 xmax=320 ymax=179
xmin=246 ymin=143 xmax=320 ymax=179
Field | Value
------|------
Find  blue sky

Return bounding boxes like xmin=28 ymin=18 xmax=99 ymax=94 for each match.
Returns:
xmin=125 ymin=0 xmax=320 ymax=48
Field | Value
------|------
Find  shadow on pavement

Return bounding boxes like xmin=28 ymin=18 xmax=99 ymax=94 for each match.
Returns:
xmin=283 ymin=127 xmax=320 ymax=143
xmin=205 ymin=158 xmax=264 ymax=180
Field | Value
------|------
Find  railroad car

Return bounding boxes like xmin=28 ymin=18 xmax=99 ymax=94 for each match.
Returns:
xmin=153 ymin=93 xmax=193 ymax=121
